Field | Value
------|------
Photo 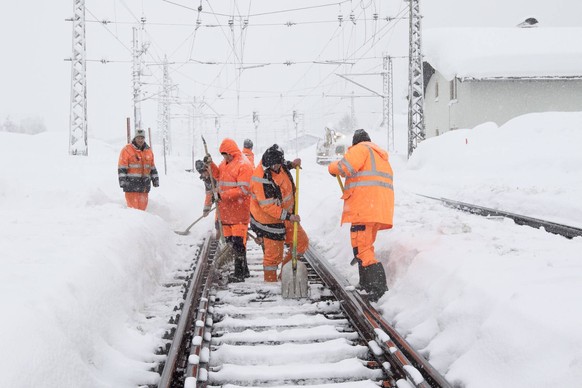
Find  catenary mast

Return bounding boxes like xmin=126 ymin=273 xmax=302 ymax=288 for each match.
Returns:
xmin=68 ymin=0 xmax=88 ymax=156
xmin=407 ymin=0 xmax=425 ymax=157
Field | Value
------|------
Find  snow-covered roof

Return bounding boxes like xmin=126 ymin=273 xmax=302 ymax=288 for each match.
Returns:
xmin=424 ymin=27 xmax=582 ymax=81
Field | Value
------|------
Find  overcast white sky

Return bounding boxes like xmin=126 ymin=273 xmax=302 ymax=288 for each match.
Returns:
xmin=0 ymin=0 xmax=580 ymax=152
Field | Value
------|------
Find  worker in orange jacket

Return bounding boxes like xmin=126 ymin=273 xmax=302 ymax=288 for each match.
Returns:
xmin=328 ymin=129 xmax=393 ymax=302
xmin=118 ymin=129 xmax=159 ymax=210
xmin=206 ymin=138 xmax=253 ymax=282
xmin=242 ymin=138 xmax=255 ymax=167
xmin=250 ymin=144 xmax=308 ymax=282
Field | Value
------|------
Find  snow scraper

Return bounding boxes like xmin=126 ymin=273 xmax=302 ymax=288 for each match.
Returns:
xmin=174 ymin=206 xmax=216 ymax=235
xmin=281 ymin=167 xmax=309 ymax=299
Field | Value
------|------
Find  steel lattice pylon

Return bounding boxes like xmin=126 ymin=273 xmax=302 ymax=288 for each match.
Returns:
xmin=381 ymin=55 xmax=394 ymax=151
xmin=407 ymin=0 xmax=425 ymax=158
xmin=68 ymin=0 xmax=88 ymax=156
xmin=157 ymin=57 xmax=172 ymax=156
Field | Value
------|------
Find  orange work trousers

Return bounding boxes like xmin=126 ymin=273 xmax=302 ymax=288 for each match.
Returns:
xmin=125 ymin=192 xmax=148 ymax=210
xmin=263 ymin=222 xmax=308 ymax=282
xmin=350 ymin=223 xmax=381 ymax=267
xmin=222 ymin=224 xmax=248 ymax=246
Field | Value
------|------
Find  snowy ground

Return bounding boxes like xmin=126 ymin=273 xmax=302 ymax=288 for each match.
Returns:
xmin=1 ymin=111 xmax=581 ymax=387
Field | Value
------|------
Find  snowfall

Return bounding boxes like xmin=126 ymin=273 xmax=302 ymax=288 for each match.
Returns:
xmin=1 ymin=111 xmax=581 ymax=388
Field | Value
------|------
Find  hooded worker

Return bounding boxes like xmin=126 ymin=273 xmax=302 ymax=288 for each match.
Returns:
xmin=249 ymin=144 xmax=308 ymax=282
xmin=206 ymin=138 xmax=253 ymax=282
xmin=328 ymin=129 xmax=393 ymax=302
xmin=242 ymin=138 xmax=255 ymax=167
xmin=118 ymin=129 xmax=159 ymax=210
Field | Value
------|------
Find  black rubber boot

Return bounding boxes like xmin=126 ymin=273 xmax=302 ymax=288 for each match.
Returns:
xmin=362 ymin=263 xmax=388 ymax=302
xmin=228 ymin=256 xmax=246 ymax=283
xmin=228 ymin=237 xmax=247 ymax=283
xmin=356 ymin=260 xmax=365 ymax=290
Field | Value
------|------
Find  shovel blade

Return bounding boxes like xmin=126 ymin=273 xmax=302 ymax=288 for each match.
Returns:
xmin=174 ymin=230 xmax=189 ymax=236
xmin=214 ymin=242 xmax=236 ymax=268
xmin=281 ymin=260 xmax=309 ymax=299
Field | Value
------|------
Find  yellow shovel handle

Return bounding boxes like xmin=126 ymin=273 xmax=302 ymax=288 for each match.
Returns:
xmin=292 ymin=167 xmax=300 ymax=269
xmin=336 ymin=175 xmax=344 ymax=192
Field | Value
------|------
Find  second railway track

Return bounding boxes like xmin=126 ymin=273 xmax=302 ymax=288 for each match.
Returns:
xmin=156 ymin=234 xmax=451 ymax=388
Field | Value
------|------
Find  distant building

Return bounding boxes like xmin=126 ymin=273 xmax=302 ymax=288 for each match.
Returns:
xmin=423 ymin=26 xmax=582 ymax=137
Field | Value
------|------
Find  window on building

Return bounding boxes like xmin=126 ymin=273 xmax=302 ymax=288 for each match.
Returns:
xmin=450 ymin=78 xmax=458 ymax=101
xmin=435 ymin=82 xmax=439 ymax=101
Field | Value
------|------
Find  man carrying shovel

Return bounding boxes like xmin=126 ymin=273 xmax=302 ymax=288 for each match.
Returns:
xmin=249 ymin=144 xmax=308 ymax=283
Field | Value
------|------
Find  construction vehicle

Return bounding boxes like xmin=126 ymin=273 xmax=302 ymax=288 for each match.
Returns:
xmin=315 ymin=126 xmax=350 ymax=165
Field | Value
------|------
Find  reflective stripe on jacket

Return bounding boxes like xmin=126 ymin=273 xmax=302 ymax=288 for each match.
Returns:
xmin=328 ymin=141 xmax=394 ymax=227
xmin=249 ymin=163 xmax=296 ymax=240
xmin=118 ymin=142 xmax=159 ymax=193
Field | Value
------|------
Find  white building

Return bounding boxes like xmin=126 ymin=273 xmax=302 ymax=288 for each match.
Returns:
xmin=423 ymin=27 xmax=582 ymax=137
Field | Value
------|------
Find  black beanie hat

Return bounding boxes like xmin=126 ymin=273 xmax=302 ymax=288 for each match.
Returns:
xmin=352 ymin=129 xmax=371 ymax=145
xmin=195 ymin=160 xmax=206 ymax=173
xmin=262 ymin=144 xmax=285 ymax=168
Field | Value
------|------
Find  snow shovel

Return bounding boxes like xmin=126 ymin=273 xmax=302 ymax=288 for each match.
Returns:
xmin=174 ymin=206 xmax=216 ymax=235
xmin=281 ymin=167 xmax=309 ymax=299
xmin=201 ymin=135 xmax=235 ymax=267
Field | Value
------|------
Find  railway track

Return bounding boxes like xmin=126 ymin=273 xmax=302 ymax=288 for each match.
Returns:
xmin=155 ymin=235 xmax=451 ymax=388
xmin=418 ymin=194 xmax=582 ymax=239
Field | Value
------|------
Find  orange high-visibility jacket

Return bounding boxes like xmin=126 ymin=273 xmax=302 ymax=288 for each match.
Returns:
xmin=328 ymin=141 xmax=394 ymax=228
xmin=249 ymin=163 xmax=296 ymax=240
xmin=209 ymin=139 xmax=252 ymax=225
xmin=242 ymin=147 xmax=255 ymax=167
xmin=118 ymin=142 xmax=159 ymax=193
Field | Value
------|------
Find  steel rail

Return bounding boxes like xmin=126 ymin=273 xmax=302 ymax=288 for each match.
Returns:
xmin=157 ymin=237 xmax=213 ymax=388
xmin=304 ymin=247 xmax=452 ymax=388
xmin=418 ymin=194 xmax=582 ymax=239
xmin=157 ymin=238 xmax=450 ymax=388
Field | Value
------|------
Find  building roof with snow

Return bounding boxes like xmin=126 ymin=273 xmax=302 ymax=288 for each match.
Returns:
xmin=423 ymin=27 xmax=582 ymax=81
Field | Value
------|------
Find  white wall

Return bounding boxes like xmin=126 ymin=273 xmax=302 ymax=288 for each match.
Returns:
xmin=425 ymin=72 xmax=582 ymax=137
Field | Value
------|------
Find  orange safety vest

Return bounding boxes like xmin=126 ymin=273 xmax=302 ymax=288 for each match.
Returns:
xmin=249 ymin=163 xmax=296 ymax=240
xmin=209 ymin=139 xmax=252 ymax=225
xmin=328 ymin=141 xmax=394 ymax=228
xmin=242 ymin=147 xmax=255 ymax=167
xmin=118 ymin=142 xmax=159 ymax=193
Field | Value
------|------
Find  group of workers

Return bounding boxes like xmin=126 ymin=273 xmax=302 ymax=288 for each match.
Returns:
xmin=117 ymin=128 xmax=393 ymax=302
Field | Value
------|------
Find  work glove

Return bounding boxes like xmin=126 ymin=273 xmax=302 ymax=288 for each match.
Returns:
xmin=213 ymin=190 xmax=221 ymax=202
xmin=202 ymin=209 xmax=210 ymax=217
xmin=291 ymin=158 xmax=302 ymax=169
xmin=203 ymin=154 xmax=212 ymax=165
xmin=288 ymin=214 xmax=301 ymax=223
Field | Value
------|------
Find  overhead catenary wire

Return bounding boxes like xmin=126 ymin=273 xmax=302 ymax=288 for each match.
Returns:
xmin=82 ymin=0 xmax=411 ymax=142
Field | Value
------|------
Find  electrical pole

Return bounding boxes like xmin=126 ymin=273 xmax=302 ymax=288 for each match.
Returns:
xmin=252 ymin=111 xmax=259 ymax=148
xmin=68 ymin=0 xmax=88 ymax=156
xmin=157 ymin=56 xmax=172 ymax=156
xmin=407 ymin=0 xmax=425 ymax=157
xmin=381 ymin=54 xmax=394 ymax=151
xmin=132 ymin=27 xmax=144 ymax=134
